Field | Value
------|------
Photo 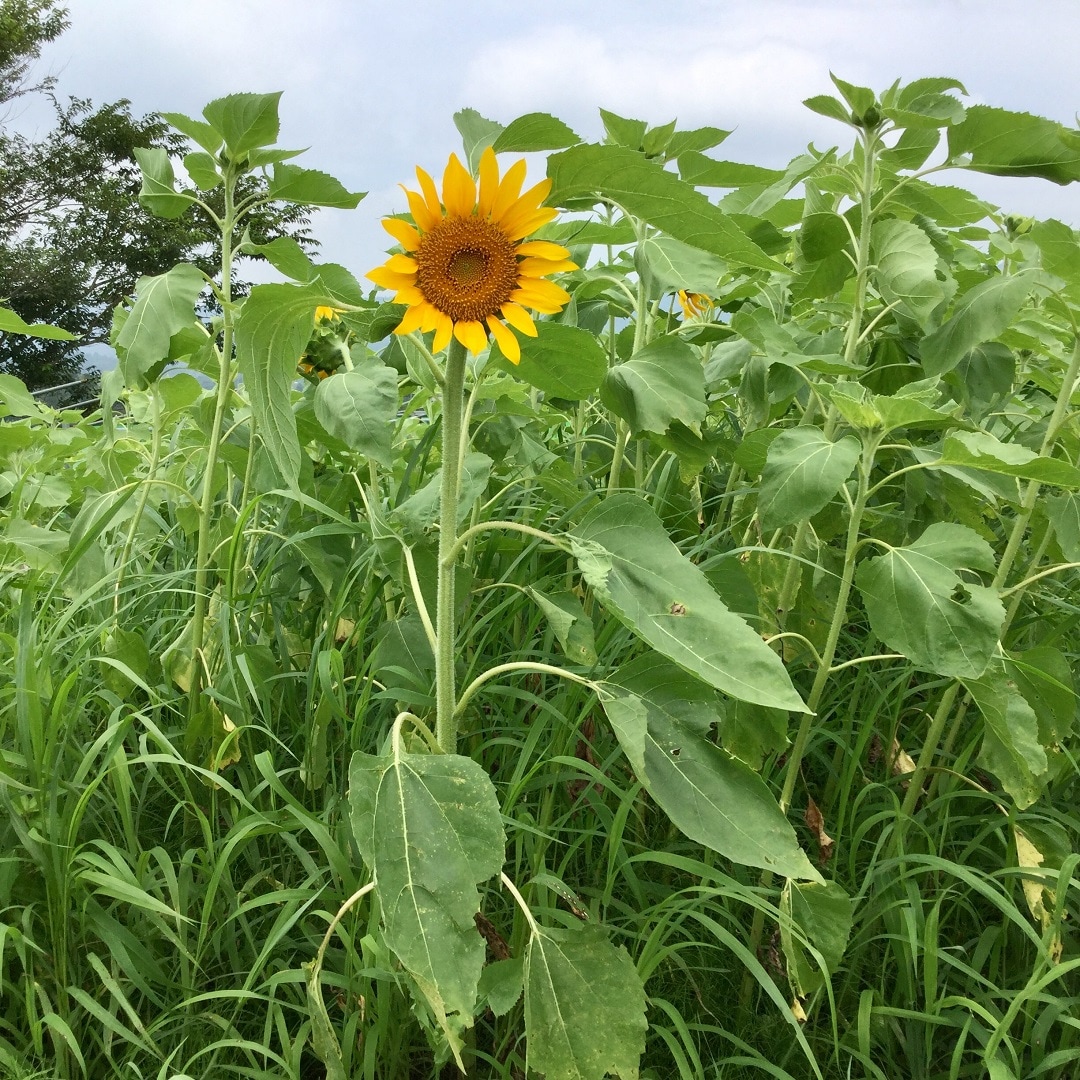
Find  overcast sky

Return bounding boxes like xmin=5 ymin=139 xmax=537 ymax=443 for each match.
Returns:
xmin=13 ymin=0 xmax=1080 ymax=282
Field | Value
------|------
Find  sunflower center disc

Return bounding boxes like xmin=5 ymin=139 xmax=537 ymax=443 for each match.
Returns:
xmin=416 ymin=216 xmax=518 ymax=323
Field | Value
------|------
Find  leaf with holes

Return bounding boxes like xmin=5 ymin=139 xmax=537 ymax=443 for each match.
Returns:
xmin=349 ymin=747 xmax=506 ymax=1065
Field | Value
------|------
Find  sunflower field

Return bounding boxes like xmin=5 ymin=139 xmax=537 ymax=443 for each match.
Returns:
xmin=1 ymin=76 xmax=1079 ymax=1079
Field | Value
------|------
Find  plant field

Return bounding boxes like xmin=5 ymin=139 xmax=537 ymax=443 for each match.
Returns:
xmin=1 ymin=76 xmax=1079 ymax=1079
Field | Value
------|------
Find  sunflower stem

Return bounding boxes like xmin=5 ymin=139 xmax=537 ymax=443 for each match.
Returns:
xmin=435 ymin=337 xmax=468 ymax=754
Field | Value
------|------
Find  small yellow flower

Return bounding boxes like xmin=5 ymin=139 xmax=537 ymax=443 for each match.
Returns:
xmin=367 ymin=147 xmax=577 ymax=364
xmin=314 ymin=305 xmax=343 ymax=322
xmin=677 ymin=290 xmax=714 ymax=319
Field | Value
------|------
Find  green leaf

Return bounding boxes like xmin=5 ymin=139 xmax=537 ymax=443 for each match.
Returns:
xmin=678 ymin=153 xmax=782 ymax=188
xmin=235 ymin=281 xmax=337 ymax=485
xmin=314 ymin=356 xmax=398 ymax=467
xmin=938 ymin=431 xmax=1080 ymax=487
xmin=963 ymin=658 xmax=1048 ymax=809
xmin=1007 ymin=647 xmax=1075 ymax=748
xmin=115 ymin=264 xmax=205 ymax=385
xmin=491 ymin=322 xmax=606 ymax=400
xmin=202 ymin=92 xmax=282 ymax=157
xmin=0 ymin=306 xmax=75 ymax=341
xmin=268 ymin=164 xmax=365 ymax=208
xmin=1045 ymin=492 xmax=1080 ymax=561
xmin=803 ymin=95 xmax=853 ymax=126
xmin=477 ymin=957 xmax=523 ymax=1018
xmin=183 ymin=151 xmax=221 ymax=191
xmin=665 ymin=126 xmax=732 ymax=158
xmin=159 ymin=110 xmax=223 ymax=154
xmin=830 ymin=74 xmax=876 ymax=117
xmin=855 ymin=522 xmax=1005 ymax=679
xmin=920 ymin=270 xmax=1038 ymax=376
xmin=1030 ymin=218 xmax=1080 ymax=296
xmin=599 ymin=108 xmax=647 ymax=149
xmin=638 ymin=235 xmax=726 ymax=293
xmin=600 ymin=333 xmax=707 ymax=436
xmin=757 ymin=428 xmax=861 ymax=531
xmin=454 ymin=108 xmax=503 ymax=173
xmin=780 ymin=879 xmax=853 ymax=997
xmin=571 ymin=495 xmax=808 ymax=711
xmin=349 ymin=748 xmax=506 ymax=1060
xmin=600 ymin=654 xmax=821 ymax=879
xmin=948 ymin=105 xmax=1080 ymax=184
xmin=524 ymin=921 xmax=647 ymax=1080
xmin=0 ymin=373 xmax=40 ymax=416
xmin=547 ymin=144 xmax=785 ymax=273
xmin=871 ymin=218 xmax=951 ymax=330
xmin=239 ymin=235 xmax=315 ymax=281
xmin=133 ymin=147 xmax=193 ymax=219
xmin=525 ymin=587 xmax=598 ymax=666
xmin=493 ymin=112 xmax=580 ymax=153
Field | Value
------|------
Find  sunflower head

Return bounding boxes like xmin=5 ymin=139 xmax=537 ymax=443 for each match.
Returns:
xmin=677 ymin=290 xmax=714 ymax=320
xmin=367 ymin=147 xmax=576 ymax=364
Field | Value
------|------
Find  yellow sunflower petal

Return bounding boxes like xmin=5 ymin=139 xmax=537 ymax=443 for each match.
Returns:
xmin=415 ymin=165 xmax=443 ymax=222
xmin=394 ymin=304 xmax=428 ymax=335
xmin=386 ymin=253 xmax=418 ymax=274
xmin=393 ymin=286 xmax=425 ymax=306
xmin=382 ymin=216 xmax=421 ymax=250
xmin=501 ymin=203 xmax=561 ymax=243
xmin=517 ymin=256 xmax=578 ymax=277
xmin=367 ymin=266 xmax=417 ymax=290
xmin=490 ymin=158 xmax=527 ymax=221
xmin=511 ymin=276 xmax=571 ymax=309
xmin=443 ymin=153 xmax=477 ymax=219
xmin=515 ymin=240 xmax=572 ymax=260
xmin=403 ymin=185 xmax=438 ymax=232
xmin=477 ymin=146 xmax=500 ymax=219
xmin=503 ymin=206 xmax=559 ymax=242
xmin=454 ymin=319 xmax=488 ymax=354
xmin=432 ymin=312 xmax=454 ymax=352
xmin=487 ymin=315 xmax=520 ymax=364
xmin=500 ymin=302 xmax=538 ymax=337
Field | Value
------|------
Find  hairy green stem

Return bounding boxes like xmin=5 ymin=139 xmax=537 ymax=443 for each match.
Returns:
xmin=187 ymin=166 xmax=238 ymax=726
xmin=435 ymin=337 xmax=468 ymax=754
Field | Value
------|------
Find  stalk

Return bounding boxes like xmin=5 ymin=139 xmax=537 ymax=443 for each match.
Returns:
xmin=435 ymin=337 xmax=468 ymax=754
xmin=187 ymin=165 xmax=238 ymax=725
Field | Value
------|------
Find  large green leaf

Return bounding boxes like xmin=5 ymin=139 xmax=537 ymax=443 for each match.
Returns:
xmin=115 ymin=264 xmax=206 ymax=385
xmin=134 ymin=147 xmax=194 ymax=219
xmin=159 ymin=110 xmax=222 ymax=154
xmin=1045 ymin=492 xmax=1080 ymax=561
xmin=757 ymin=427 xmax=861 ymax=531
xmin=855 ymin=522 xmax=1005 ymax=679
xmin=202 ymin=92 xmax=282 ymax=157
xmin=948 ymin=105 xmax=1080 ymax=184
xmin=600 ymin=333 xmax=706 ymax=435
xmin=963 ymin=658 xmax=1048 ymax=809
xmin=349 ymin=748 xmax=506 ymax=1060
xmin=0 ymin=307 xmax=75 ymax=342
xmin=524 ymin=921 xmax=647 ymax=1080
xmin=268 ymin=164 xmax=365 ymax=208
xmin=314 ymin=355 xmax=397 ymax=467
xmin=937 ymin=431 xmax=1080 ymax=488
xmin=871 ymin=218 xmax=951 ymax=330
xmin=571 ymin=495 xmax=808 ymax=711
xmin=638 ymin=235 xmax=726 ymax=294
xmin=780 ymin=879 xmax=853 ymax=997
xmin=547 ymin=143 xmax=784 ymax=272
xmin=491 ymin=322 xmax=607 ymax=400
xmin=920 ymin=270 xmax=1038 ymax=376
xmin=235 ymin=281 xmax=337 ymax=485
xmin=493 ymin=112 xmax=580 ymax=152
xmin=1007 ymin=647 xmax=1075 ymax=748
xmin=600 ymin=654 xmax=820 ymax=879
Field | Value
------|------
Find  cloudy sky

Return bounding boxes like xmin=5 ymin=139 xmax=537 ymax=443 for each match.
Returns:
xmin=13 ymin=0 xmax=1080 ymax=281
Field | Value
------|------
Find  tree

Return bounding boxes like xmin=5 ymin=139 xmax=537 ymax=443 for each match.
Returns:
xmin=0 ymin=4 xmax=316 ymax=398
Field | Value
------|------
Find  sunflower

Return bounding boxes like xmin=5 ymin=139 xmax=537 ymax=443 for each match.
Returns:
xmin=676 ymin=290 xmax=714 ymax=319
xmin=367 ymin=147 xmax=576 ymax=364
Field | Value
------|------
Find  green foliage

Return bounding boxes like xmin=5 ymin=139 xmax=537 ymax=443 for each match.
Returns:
xmin=3 ymin=74 xmax=1080 ymax=1080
